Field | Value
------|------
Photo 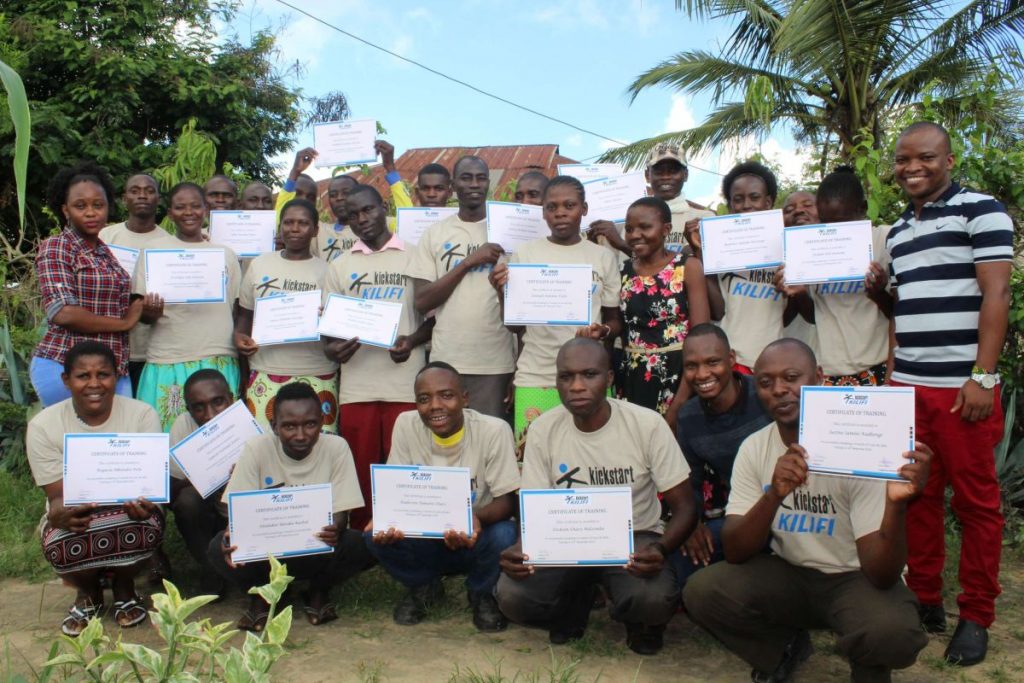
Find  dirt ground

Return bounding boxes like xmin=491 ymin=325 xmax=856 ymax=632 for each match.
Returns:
xmin=2 ymin=552 xmax=1023 ymax=683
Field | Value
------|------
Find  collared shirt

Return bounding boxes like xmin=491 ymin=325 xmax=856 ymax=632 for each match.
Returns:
xmin=34 ymin=228 xmax=131 ymax=374
xmin=350 ymin=233 xmax=406 ymax=254
xmin=886 ymin=183 xmax=1014 ymax=387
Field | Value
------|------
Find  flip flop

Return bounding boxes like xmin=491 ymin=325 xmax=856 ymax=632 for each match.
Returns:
xmin=112 ymin=596 xmax=148 ymax=628
xmin=237 ymin=607 xmax=270 ymax=632
xmin=304 ymin=601 xmax=338 ymax=626
xmin=61 ymin=602 xmax=103 ymax=637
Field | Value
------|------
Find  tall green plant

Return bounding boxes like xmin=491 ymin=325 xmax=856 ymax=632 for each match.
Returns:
xmin=0 ymin=58 xmax=29 ymax=229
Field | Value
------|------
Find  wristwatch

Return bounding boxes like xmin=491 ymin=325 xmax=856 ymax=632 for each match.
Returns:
xmin=970 ymin=366 xmax=1000 ymax=390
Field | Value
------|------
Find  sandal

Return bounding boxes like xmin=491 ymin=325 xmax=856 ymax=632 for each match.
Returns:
xmin=237 ymin=607 xmax=270 ymax=633
xmin=304 ymin=601 xmax=337 ymax=626
xmin=62 ymin=602 xmax=103 ymax=637
xmin=112 ymin=596 xmax=148 ymax=628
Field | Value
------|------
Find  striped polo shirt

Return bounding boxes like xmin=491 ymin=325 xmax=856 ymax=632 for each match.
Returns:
xmin=886 ymin=183 xmax=1013 ymax=387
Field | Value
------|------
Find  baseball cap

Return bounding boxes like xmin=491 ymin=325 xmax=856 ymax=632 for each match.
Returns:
xmin=646 ymin=143 xmax=687 ymax=169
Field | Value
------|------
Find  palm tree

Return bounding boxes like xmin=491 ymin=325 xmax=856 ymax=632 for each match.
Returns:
xmin=600 ymin=0 xmax=1024 ymax=170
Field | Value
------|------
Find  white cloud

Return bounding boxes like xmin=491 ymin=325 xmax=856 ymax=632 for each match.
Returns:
xmin=565 ymin=133 xmax=584 ymax=147
xmin=716 ymin=135 xmax=813 ymax=185
xmin=533 ymin=0 xmax=609 ymax=29
xmin=599 ymin=139 xmax=625 ymax=151
xmin=664 ymin=94 xmax=697 ymax=132
xmin=389 ymin=34 xmax=414 ymax=67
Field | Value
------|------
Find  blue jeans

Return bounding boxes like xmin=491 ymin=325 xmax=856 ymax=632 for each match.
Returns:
xmin=364 ymin=519 xmax=518 ymax=594
xmin=30 ymin=356 xmax=132 ymax=407
xmin=673 ymin=516 xmax=726 ymax=589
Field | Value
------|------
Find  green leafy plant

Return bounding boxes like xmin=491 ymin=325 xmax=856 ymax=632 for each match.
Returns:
xmin=43 ymin=556 xmax=294 ymax=682
xmin=0 ymin=56 xmax=30 ymax=229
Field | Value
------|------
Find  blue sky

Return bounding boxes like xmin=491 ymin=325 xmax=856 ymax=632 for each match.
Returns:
xmin=222 ymin=0 xmax=811 ymax=205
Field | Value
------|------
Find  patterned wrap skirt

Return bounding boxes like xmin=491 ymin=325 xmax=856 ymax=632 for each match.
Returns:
xmin=41 ymin=506 xmax=164 ymax=575
xmin=245 ymin=370 xmax=339 ymax=433
xmin=137 ymin=356 xmax=240 ymax=432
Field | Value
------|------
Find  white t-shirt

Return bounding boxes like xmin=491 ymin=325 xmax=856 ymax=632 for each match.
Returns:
xmin=521 ymin=398 xmax=690 ymax=533
xmin=717 ymin=268 xmax=787 ymax=368
xmin=405 ymin=214 xmax=515 ymax=374
xmin=511 ymin=238 xmax=620 ymax=387
xmin=666 ymin=195 xmax=714 ymax=253
xmin=388 ymin=409 xmax=520 ymax=512
xmin=312 ymin=222 xmax=358 ymax=263
xmin=239 ymin=252 xmax=338 ymax=376
xmin=727 ymin=422 xmax=887 ymax=573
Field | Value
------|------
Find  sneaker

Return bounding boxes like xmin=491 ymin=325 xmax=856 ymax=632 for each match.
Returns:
xmin=944 ymin=619 xmax=988 ymax=666
xmin=469 ymin=591 xmax=507 ymax=632
xmin=393 ymin=580 xmax=444 ymax=626
xmin=625 ymin=622 xmax=665 ymax=655
xmin=917 ymin=602 xmax=947 ymax=634
xmin=750 ymin=630 xmax=812 ymax=683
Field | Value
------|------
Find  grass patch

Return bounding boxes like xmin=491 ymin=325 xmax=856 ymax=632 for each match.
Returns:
xmin=447 ymin=649 xmax=591 ymax=683
xmin=331 ymin=565 xmax=405 ymax=619
xmin=567 ymin=632 xmax=625 ymax=659
xmin=0 ymin=471 xmax=49 ymax=581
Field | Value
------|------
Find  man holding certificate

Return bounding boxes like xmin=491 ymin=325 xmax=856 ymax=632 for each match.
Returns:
xmin=210 ymin=383 xmax=372 ymax=631
xmin=366 ymin=362 xmax=519 ymax=631
xmin=683 ymin=339 xmax=931 ymax=683
xmin=496 ymin=339 xmax=696 ymax=655
xmin=324 ymin=186 xmax=434 ymax=531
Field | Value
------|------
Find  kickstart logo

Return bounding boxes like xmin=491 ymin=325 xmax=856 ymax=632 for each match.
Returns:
xmin=270 ymin=493 xmax=294 ymax=504
xmin=564 ymin=494 xmax=590 ymax=505
xmin=410 ymin=472 xmax=433 ymax=482
xmin=842 ymin=393 xmax=869 ymax=406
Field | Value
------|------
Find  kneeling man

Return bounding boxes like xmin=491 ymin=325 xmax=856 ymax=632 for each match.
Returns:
xmin=683 ymin=339 xmax=930 ymax=682
xmin=497 ymin=338 xmax=697 ymax=655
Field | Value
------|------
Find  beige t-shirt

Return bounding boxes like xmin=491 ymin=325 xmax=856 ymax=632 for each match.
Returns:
xmin=239 ymin=252 xmax=338 ymax=376
xmin=717 ymin=268 xmax=787 ymax=367
xmin=100 ymin=222 xmax=170 ymax=362
xmin=223 ymin=433 xmax=363 ymax=514
xmin=727 ymin=422 xmax=886 ymax=573
xmin=666 ymin=195 xmax=714 ymax=254
xmin=511 ymin=238 xmax=620 ymax=387
xmin=810 ymin=225 xmax=892 ymax=376
xmin=168 ymin=410 xmax=199 ymax=480
xmin=26 ymin=396 xmax=161 ymax=487
xmin=388 ymin=409 xmax=520 ymax=512
xmin=325 ymin=240 xmax=424 ymax=404
xmin=405 ymin=215 xmax=515 ymax=374
xmin=312 ymin=222 xmax=357 ymax=263
xmin=132 ymin=236 xmax=241 ymax=364
xmin=521 ymin=399 xmax=689 ymax=534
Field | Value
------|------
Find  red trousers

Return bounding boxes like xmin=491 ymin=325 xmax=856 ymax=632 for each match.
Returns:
xmin=895 ymin=382 xmax=1004 ymax=627
xmin=339 ymin=401 xmax=415 ymax=532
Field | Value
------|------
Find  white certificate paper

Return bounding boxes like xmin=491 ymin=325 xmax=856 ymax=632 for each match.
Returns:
xmin=370 ymin=465 xmax=473 ymax=538
xmin=557 ymin=163 xmax=624 ymax=182
xmin=63 ymin=433 xmax=170 ymax=505
xmin=485 ymin=201 xmax=548 ymax=252
xmin=700 ymin=209 xmax=785 ymax=274
xmin=396 ymin=207 xmax=458 ymax=245
xmin=318 ymin=293 xmax=402 ymax=348
xmin=784 ymin=220 xmax=873 ymax=285
xmin=208 ymin=210 xmax=277 ymax=258
xmin=228 ymin=484 xmax=334 ymax=563
xmin=106 ymin=244 xmax=139 ymax=276
xmin=799 ymin=386 xmax=916 ymax=480
xmin=503 ymin=264 xmax=592 ymax=326
xmin=582 ymin=171 xmax=648 ymax=225
xmin=144 ymin=249 xmax=227 ymax=304
xmin=251 ymin=290 xmax=322 ymax=346
xmin=169 ymin=401 xmax=264 ymax=499
xmin=312 ymin=119 xmax=377 ymax=167
xmin=520 ymin=488 xmax=634 ymax=566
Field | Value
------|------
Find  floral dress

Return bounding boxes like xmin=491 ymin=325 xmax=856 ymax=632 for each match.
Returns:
xmin=618 ymin=253 xmax=690 ymax=414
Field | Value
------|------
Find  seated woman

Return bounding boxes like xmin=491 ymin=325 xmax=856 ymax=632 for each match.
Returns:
xmin=25 ymin=341 xmax=164 ymax=636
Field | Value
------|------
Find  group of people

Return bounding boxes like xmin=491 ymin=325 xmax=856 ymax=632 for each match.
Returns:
xmin=24 ymin=120 xmax=1014 ymax=682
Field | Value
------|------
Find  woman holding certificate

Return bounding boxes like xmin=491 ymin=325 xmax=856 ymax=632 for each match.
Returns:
xmin=134 ymin=182 xmax=242 ymax=430
xmin=618 ymin=197 xmax=709 ymax=416
xmin=31 ymin=163 xmax=143 ymax=406
xmin=234 ymin=199 xmax=340 ymax=432
xmin=25 ymin=341 xmax=164 ymax=636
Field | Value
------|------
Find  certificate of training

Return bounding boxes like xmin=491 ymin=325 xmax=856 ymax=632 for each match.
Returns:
xmin=169 ymin=401 xmax=264 ymax=499
xmin=520 ymin=488 xmax=634 ymax=566
xmin=63 ymin=433 xmax=170 ymax=505
xmin=503 ymin=264 xmax=592 ymax=326
xmin=228 ymin=484 xmax=334 ymax=563
xmin=251 ymin=290 xmax=322 ymax=346
xmin=784 ymin=221 xmax=873 ymax=285
xmin=312 ymin=119 xmax=377 ymax=168
xmin=485 ymin=202 xmax=548 ymax=252
xmin=107 ymin=244 xmax=140 ymax=276
xmin=557 ymin=163 xmax=624 ymax=182
xmin=582 ymin=172 xmax=648 ymax=225
xmin=370 ymin=465 xmax=473 ymax=537
xmin=799 ymin=386 xmax=916 ymax=480
xmin=396 ymin=207 xmax=458 ymax=245
xmin=208 ymin=211 xmax=277 ymax=258
xmin=700 ymin=209 xmax=785 ymax=274
xmin=145 ymin=249 xmax=227 ymax=304
xmin=318 ymin=293 xmax=402 ymax=348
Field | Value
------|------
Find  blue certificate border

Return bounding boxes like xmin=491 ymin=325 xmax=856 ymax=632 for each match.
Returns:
xmin=557 ymin=163 xmax=620 ymax=180
xmin=799 ymin=386 xmax=916 ymax=481
xmin=169 ymin=401 xmax=263 ymax=499
xmin=252 ymin=292 xmax=322 ymax=346
xmin=581 ymin=173 xmax=645 ymax=224
xmin=106 ymin=244 xmax=140 ymax=274
xmin=395 ymin=207 xmax=457 ymax=244
xmin=519 ymin=488 xmax=634 ymax=566
xmin=227 ymin=483 xmax=334 ymax=563
xmin=208 ymin=210 xmax=277 ymax=258
xmin=144 ymin=248 xmax=227 ymax=304
xmin=782 ymin=222 xmax=874 ymax=285
xmin=311 ymin=120 xmax=378 ymax=167
xmin=63 ymin=433 xmax=170 ymax=505
xmin=503 ymin=263 xmax=593 ymax=326
xmin=484 ymin=201 xmax=546 ymax=252
xmin=319 ymin=293 xmax=401 ymax=349
xmin=369 ymin=464 xmax=474 ymax=538
xmin=699 ymin=211 xmax=785 ymax=273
